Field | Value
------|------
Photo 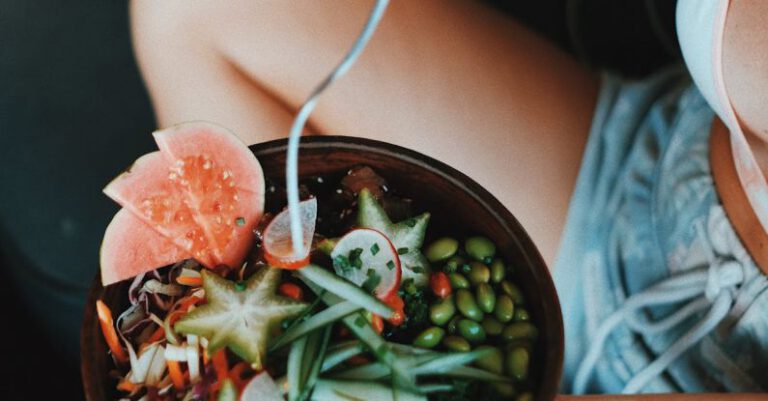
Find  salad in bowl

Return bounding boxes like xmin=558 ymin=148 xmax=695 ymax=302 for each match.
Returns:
xmin=81 ymin=122 xmax=561 ymax=401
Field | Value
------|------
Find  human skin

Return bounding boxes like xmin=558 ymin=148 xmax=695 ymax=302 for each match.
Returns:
xmin=129 ymin=0 xmax=599 ymax=266
xmin=723 ymin=0 xmax=768 ymax=172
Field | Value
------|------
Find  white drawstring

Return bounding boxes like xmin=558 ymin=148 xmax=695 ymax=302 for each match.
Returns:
xmin=572 ymin=220 xmax=766 ymax=394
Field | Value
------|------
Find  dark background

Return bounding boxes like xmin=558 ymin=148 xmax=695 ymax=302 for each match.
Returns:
xmin=0 ymin=0 xmax=678 ymax=399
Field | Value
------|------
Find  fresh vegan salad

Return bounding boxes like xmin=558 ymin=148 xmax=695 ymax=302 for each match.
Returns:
xmin=96 ymin=123 xmax=539 ymax=401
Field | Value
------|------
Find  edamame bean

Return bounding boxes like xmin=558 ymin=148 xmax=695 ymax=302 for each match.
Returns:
xmin=413 ymin=327 xmax=445 ymax=349
xmin=447 ymin=315 xmax=462 ymax=335
xmin=468 ymin=262 xmax=491 ymax=286
xmin=513 ymin=307 xmax=530 ymax=322
xmin=448 ymin=273 xmax=470 ymax=290
xmin=494 ymin=295 xmax=515 ymax=323
xmin=457 ymin=319 xmax=486 ymax=343
xmin=506 ymin=347 xmax=530 ymax=381
xmin=465 ymin=236 xmax=496 ymax=261
xmin=490 ymin=258 xmax=506 ymax=283
xmin=473 ymin=345 xmax=503 ymax=374
xmin=500 ymin=281 xmax=525 ymax=304
xmin=443 ymin=335 xmax=471 ymax=352
xmin=444 ymin=256 xmax=465 ymax=273
xmin=426 ymin=237 xmax=459 ymax=262
xmin=481 ymin=316 xmax=504 ymax=336
xmin=501 ymin=322 xmax=538 ymax=343
xmin=505 ymin=340 xmax=533 ymax=355
xmin=456 ymin=289 xmax=483 ymax=321
xmin=430 ymin=296 xmax=456 ymax=326
xmin=476 ymin=283 xmax=497 ymax=313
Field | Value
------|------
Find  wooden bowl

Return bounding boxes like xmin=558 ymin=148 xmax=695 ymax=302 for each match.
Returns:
xmin=81 ymin=135 xmax=564 ymax=401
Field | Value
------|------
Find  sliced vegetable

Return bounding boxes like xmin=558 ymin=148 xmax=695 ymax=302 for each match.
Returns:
xmin=174 ymin=268 xmax=306 ymax=369
xmin=297 ymin=276 xmax=416 ymax=391
xmin=96 ymin=300 xmax=128 ymax=363
xmin=270 ymin=301 xmax=361 ymax=351
xmin=166 ymin=359 xmax=185 ymax=390
xmin=357 ymin=188 xmax=431 ymax=285
xmin=310 ymin=379 xmax=426 ymax=401
xmin=146 ymin=345 xmax=167 ymax=386
xmin=299 ymin=326 xmax=333 ymax=400
xmin=126 ymin=343 xmax=160 ymax=384
xmin=329 ymin=228 xmax=402 ymax=300
xmin=287 ymin=335 xmax=307 ymax=401
xmin=278 ymin=282 xmax=304 ymax=301
xmin=429 ymin=271 xmax=452 ymax=298
xmin=320 ymin=341 xmax=366 ymax=372
xmin=212 ymin=349 xmax=229 ymax=391
xmin=296 ymin=265 xmax=393 ymax=318
xmin=263 ymin=198 xmax=317 ymax=269
xmin=240 ymin=372 xmax=285 ymax=401
xmin=217 ymin=378 xmax=238 ymax=401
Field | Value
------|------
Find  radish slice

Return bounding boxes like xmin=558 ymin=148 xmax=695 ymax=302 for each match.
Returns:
xmin=330 ymin=228 xmax=401 ymax=300
xmin=240 ymin=372 xmax=284 ymax=401
xmin=263 ymin=198 xmax=317 ymax=269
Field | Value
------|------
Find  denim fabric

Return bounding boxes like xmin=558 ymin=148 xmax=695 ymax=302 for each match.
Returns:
xmin=554 ymin=68 xmax=768 ymax=393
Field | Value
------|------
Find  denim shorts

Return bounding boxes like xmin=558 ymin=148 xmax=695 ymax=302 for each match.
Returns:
xmin=554 ymin=68 xmax=768 ymax=393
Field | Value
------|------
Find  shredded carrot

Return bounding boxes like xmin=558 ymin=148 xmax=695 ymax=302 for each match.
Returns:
xmin=167 ymin=359 xmax=185 ymax=390
xmin=371 ymin=314 xmax=385 ymax=334
xmin=210 ymin=349 xmax=229 ymax=391
xmin=228 ymin=361 xmax=250 ymax=389
xmin=278 ymin=282 xmax=304 ymax=301
xmin=176 ymin=276 xmax=203 ymax=286
xmin=96 ymin=300 xmax=128 ymax=363
xmin=116 ymin=378 xmax=137 ymax=393
xmin=203 ymin=348 xmax=210 ymax=365
xmin=146 ymin=325 xmax=165 ymax=343
xmin=175 ymin=295 xmax=203 ymax=312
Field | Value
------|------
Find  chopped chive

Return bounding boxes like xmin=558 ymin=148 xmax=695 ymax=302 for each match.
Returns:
xmin=397 ymin=247 xmax=409 ymax=255
xmin=354 ymin=315 xmax=366 ymax=328
xmin=348 ymin=248 xmax=364 ymax=269
xmin=411 ymin=266 xmax=426 ymax=274
xmin=386 ymin=260 xmax=396 ymax=270
xmin=235 ymin=217 xmax=245 ymax=226
xmin=404 ymin=218 xmax=417 ymax=228
xmin=362 ymin=269 xmax=382 ymax=293
xmin=333 ymin=255 xmax=353 ymax=274
xmin=370 ymin=243 xmax=380 ymax=256
xmin=234 ymin=281 xmax=246 ymax=292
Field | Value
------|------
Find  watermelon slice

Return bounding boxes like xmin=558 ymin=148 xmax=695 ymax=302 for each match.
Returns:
xmin=100 ymin=121 xmax=265 ymax=285
xmin=100 ymin=208 xmax=191 ymax=285
xmin=104 ymin=152 xmax=218 ymax=267
xmin=154 ymin=123 xmax=265 ymax=267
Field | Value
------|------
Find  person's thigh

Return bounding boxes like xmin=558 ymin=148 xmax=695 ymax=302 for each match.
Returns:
xmin=131 ymin=0 xmax=599 ymax=265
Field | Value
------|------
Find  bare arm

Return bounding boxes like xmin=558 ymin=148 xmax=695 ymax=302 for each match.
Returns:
xmin=130 ymin=0 xmax=599 ymax=265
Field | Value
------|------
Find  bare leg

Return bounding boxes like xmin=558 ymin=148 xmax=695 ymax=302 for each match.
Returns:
xmin=131 ymin=0 xmax=599 ymax=266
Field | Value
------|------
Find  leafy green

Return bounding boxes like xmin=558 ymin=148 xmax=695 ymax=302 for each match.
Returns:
xmin=361 ymin=269 xmax=382 ymax=294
